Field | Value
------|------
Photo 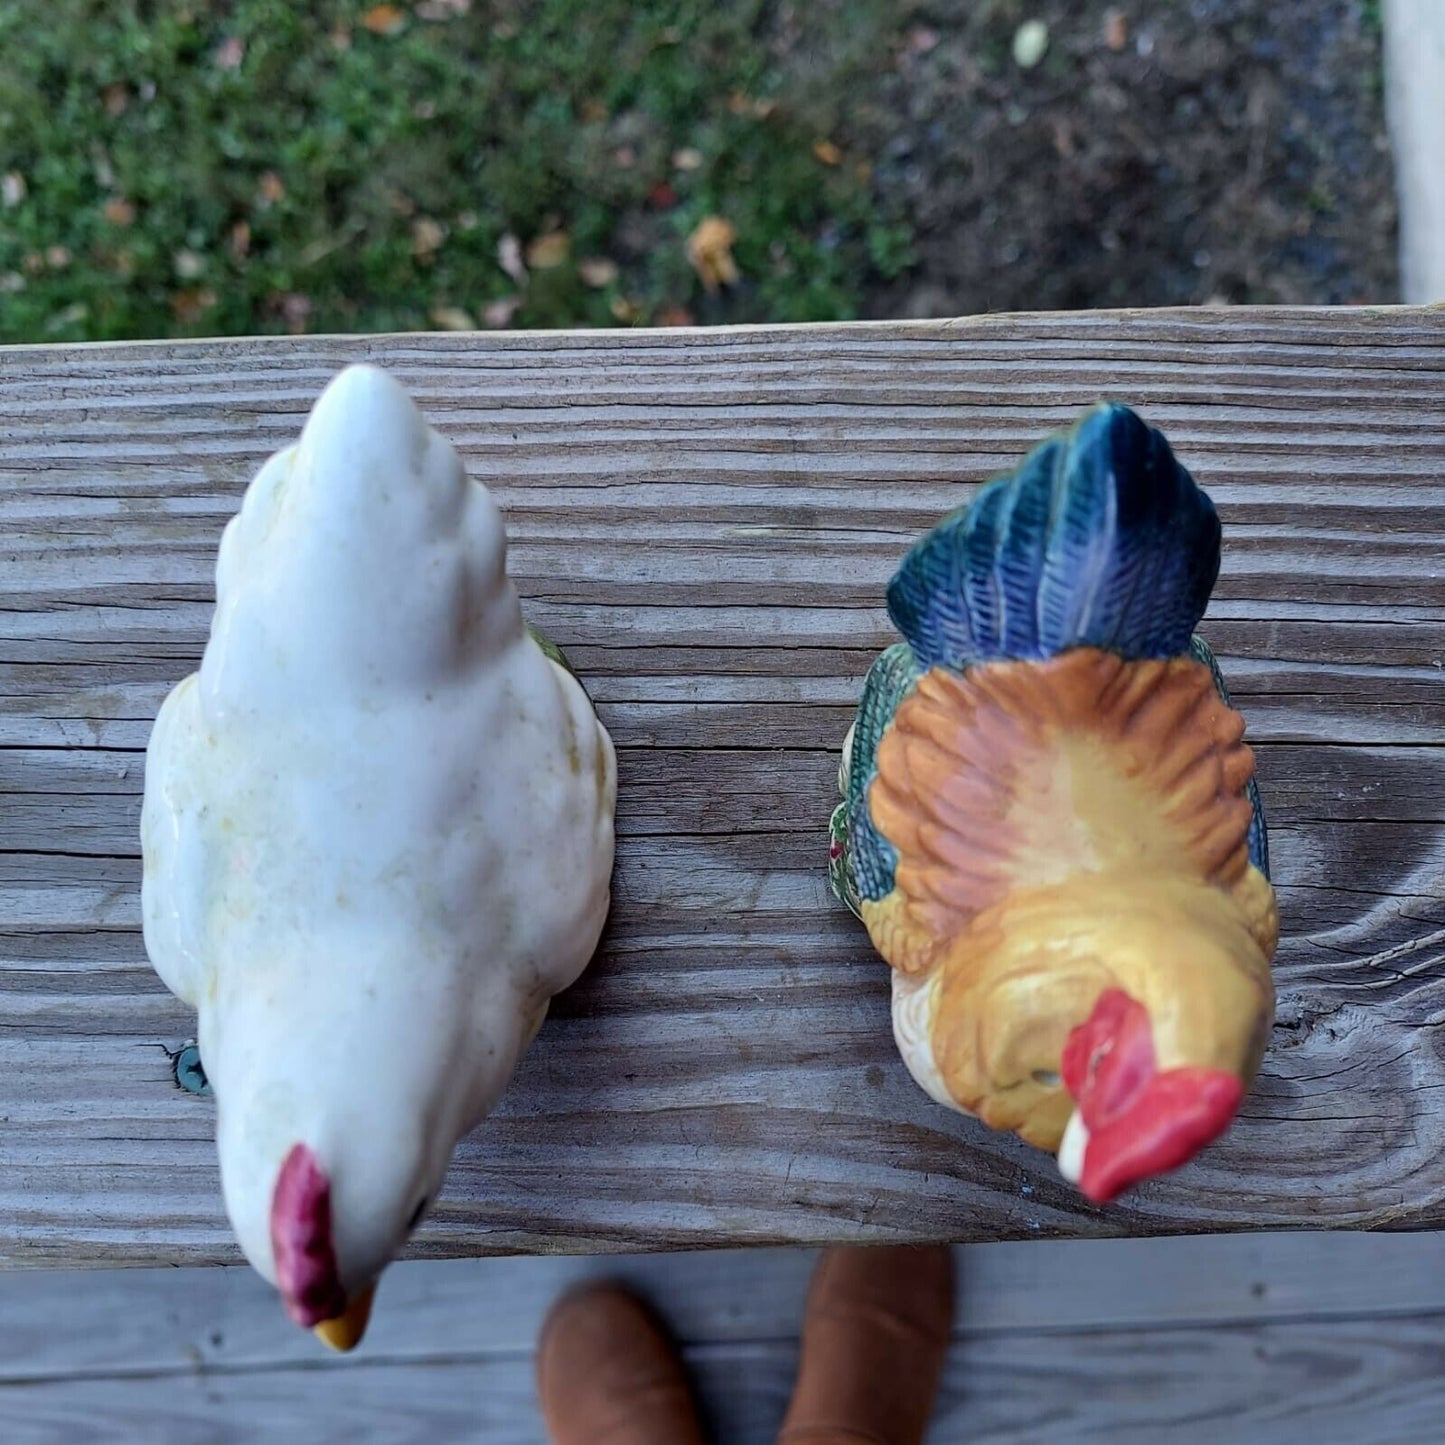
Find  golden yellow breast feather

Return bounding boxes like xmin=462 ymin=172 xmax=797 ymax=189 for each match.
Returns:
xmin=860 ymin=647 xmax=1278 ymax=1151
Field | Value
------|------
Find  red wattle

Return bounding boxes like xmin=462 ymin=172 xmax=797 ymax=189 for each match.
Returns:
xmin=1062 ymin=988 xmax=1245 ymax=1204
xmin=271 ymin=1143 xmax=346 ymax=1327
xmin=1077 ymin=1067 xmax=1244 ymax=1204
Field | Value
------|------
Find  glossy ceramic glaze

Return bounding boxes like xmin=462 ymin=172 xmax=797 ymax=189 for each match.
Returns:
xmin=141 ymin=365 xmax=616 ymax=1336
xmin=831 ymin=404 xmax=1277 ymax=1203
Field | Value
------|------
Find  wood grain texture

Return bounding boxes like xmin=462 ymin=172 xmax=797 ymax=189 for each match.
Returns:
xmin=1 ymin=308 xmax=1443 ymax=1264
xmin=8 ymin=1326 xmax=1445 ymax=1445
xmin=1 ymin=1237 xmax=1444 ymax=1444
xmin=4 ymin=1235 xmax=1444 ymax=1382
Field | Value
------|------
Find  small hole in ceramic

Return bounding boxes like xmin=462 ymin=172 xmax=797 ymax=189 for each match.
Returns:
xmin=174 ymin=1043 xmax=212 ymax=1096
xmin=1032 ymin=1069 xmax=1060 ymax=1088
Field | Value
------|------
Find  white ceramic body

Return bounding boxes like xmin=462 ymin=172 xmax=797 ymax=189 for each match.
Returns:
xmin=141 ymin=365 xmax=616 ymax=1294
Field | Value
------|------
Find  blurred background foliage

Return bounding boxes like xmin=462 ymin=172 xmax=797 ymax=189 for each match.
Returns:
xmin=0 ymin=0 xmax=1395 ymax=344
xmin=0 ymin=0 xmax=911 ymax=339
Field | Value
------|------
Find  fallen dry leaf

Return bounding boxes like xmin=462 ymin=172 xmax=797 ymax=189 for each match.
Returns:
xmin=429 ymin=305 xmax=477 ymax=330
xmin=330 ymin=24 xmax=352 ymax=50
xmin=728 ymin=92 xmax=776 ymax=119
xmin=214 ymin=36 xmax=245 ymax=70
xmin=906 ymin=25 xmax=940 ymax=56
xmin=686 ymin=216 xmax=738 ymax=293
xmin=1104 ymin=8 xmax=1128 ymax=51
xmin=484 ymin=295 xmax=522 ymax=328
xmin=170 ymin=288 xmax=217 ymax=324
xmin=580 ymin=98 xmax=608 ymax=123
xmin=103 ymin=83 xmax=129 ymax=117
xmin=45 ymin=245 xmax=72 ymax=270
xmin=362 ymin=4 xmax=406 ymax=36
xmin=609 ymin=296 xmax=638 ymax=322
xmin=656 ymin=304 xmax=695 ymax=327
xmin=612 ymin=145 xmax=637 ymax=169
xmin=672 ymin=147 xmax=703 ymax=172
xmin=497 ymin=233 xmax=527 ymax=286
xmin=579 ymin=256 xmax=619 ymax=288
xmin=525 ymin=231 xmax=570 ymax=269
xmin=173 ymin=249 xmax=204 ymax=280
xmin=257 ymin=171 xmax=285 ymax=206
xmin=411 ymin=216 xmax=445 ymax=258
xmin=2 ymin=172 xmax=26 ymax=208
xmin=230 ymin=220 xmax=251 ymax=258
xmin=276 ymin=292 xmax=313 ymax=334
xmin=103 ymin=197 xmax=135 ymax=226
xmin=812 ymin=139 xmax=841 ymax=166
xmin=21 ymin=252 xmax=43 ymax=275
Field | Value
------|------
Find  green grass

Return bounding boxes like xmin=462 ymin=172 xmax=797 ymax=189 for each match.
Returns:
xmin=0 ymin=0 xmax=914 ymax=343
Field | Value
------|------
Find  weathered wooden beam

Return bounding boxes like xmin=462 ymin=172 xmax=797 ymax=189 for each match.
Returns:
xmin=1 ymin=308 xmax=1442 ymax=1265
xmin=2 ymin=1236 xmax=1445 ymax=1441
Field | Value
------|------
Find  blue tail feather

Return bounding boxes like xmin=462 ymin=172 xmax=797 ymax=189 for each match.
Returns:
xmin=886 ymin=405 xmax=1220 ymax=669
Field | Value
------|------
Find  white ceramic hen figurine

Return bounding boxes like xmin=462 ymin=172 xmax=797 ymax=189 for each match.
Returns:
xmin=141 ymin=365 xmax=616 ymax=1350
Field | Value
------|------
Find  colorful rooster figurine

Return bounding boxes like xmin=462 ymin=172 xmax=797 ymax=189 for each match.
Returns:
xmin=829 ymin=404 xmax=1277 ymax=1204
xmin=142 ymin=365 xmax=616 ymax=1348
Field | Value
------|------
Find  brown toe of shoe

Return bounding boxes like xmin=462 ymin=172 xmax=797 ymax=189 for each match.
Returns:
xmin=777 ymin=1245 xmax=955 ymax=1445
xmin=537 ymin=1282 xmax=707 ymax=1445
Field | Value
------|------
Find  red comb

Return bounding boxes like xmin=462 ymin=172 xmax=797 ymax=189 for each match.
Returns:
xmin=1063 ymin=989 xmax=1244 ymax=1204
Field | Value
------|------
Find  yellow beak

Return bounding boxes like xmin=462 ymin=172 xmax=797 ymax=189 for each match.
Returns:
xmin=313 ymin=1284 xmax=376 ymax=1352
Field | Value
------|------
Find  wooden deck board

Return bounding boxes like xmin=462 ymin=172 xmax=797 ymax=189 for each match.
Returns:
xmin=11 ymin=1330 xmax=1445 ymax=1445
xmin=1 ymin=1237 xmax=1443 ymax=1443
xmin=1 ymin=309 xmax=1443 ymax=1263
xmin=2 ymin=1235 xmax=1443 ymax=1381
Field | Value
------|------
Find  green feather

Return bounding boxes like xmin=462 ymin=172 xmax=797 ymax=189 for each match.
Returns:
xmin=829 ymin=642 xmax=921 ymax=915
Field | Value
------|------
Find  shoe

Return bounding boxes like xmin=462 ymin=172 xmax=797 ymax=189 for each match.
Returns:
xmin=776 ymin=1245 xmax=955 ymax=1445
xmin=536 ymin=1282 xmax=707 ymax=1445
